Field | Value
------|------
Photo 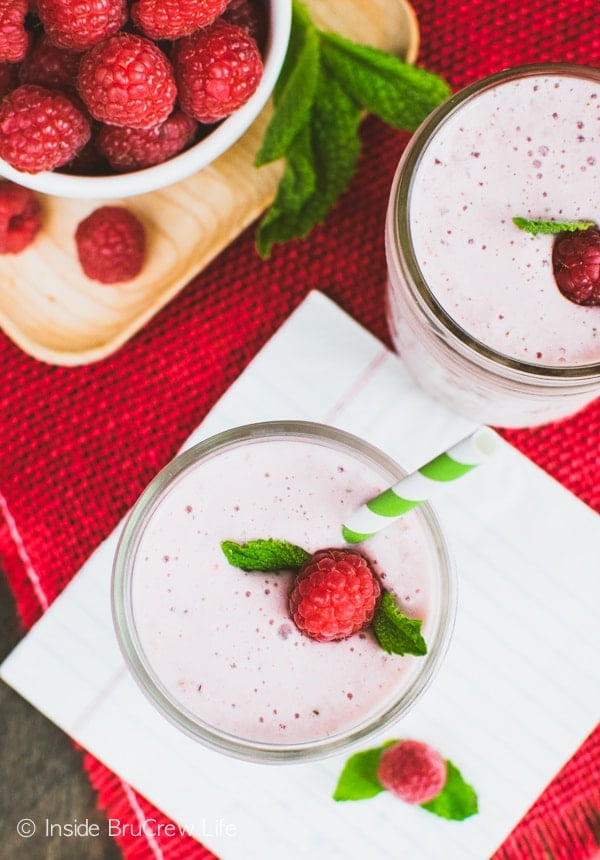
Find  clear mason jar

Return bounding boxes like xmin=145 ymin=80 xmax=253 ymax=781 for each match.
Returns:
xmin=386 ymin=63 xmax=600 ymax=428
xmin=112 ymin=421 xmax=456 ymax=763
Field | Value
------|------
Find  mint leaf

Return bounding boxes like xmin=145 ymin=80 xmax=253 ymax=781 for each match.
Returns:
xmin=254 ymin=0 xmax=450 ymax=256
xmin=257 ymin=66 xmax=361 ymax=257
xmin=256 ymin=121 xmax=317 ymax=242
xmin=512 ymin=217 xmax=595 ymax=236
xmin=333 ymin=741 xmax=395 ymax=801
xmin=221 ymin=538 xmax=310 ymax=571
xmin=372 ymin=591 xmax=427 ymax=656
xmin=321 ymin=32 xmax=451 ymax=131
xmin=255 ymin=1 xmax=319 ymax=166
xmin=421 ymin=760 xmax=479 ymax=820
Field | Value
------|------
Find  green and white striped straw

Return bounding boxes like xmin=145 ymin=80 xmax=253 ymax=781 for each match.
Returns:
xmin=342 ymin=427 xmax=499 ymax=543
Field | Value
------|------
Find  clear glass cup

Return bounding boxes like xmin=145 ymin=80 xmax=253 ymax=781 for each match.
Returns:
xmin=112 ymin=421 xmax=456 ymax=763
xmin=386 ymin=63 xmax=600 ymax=428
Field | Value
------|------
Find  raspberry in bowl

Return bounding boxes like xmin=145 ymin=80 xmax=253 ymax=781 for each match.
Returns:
xmin=0 ymin=0 xmax=291 ymax=198
xmin=112 ymin=422 xmax=456 ymax=763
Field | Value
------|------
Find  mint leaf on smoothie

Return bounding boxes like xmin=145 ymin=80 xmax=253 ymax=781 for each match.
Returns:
xmin=512 ymin=216 xmax=595 ymax=235
xmin=372 ymin=591 xmax=427 ymax=656
xmin=221 ymin=538 xmax=310 ymax=571
xmin=255 ymin=0 xmax=450 ymax=257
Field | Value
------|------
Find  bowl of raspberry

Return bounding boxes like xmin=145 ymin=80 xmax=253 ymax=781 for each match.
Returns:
xmin=0 ymin=0 xmax=291 ymax=198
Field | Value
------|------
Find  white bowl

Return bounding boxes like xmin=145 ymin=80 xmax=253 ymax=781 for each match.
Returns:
xmin=0 ymin=0 xmax=291 ymax=199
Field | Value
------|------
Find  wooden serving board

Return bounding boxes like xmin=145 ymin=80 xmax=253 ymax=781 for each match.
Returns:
xmin=0 ymin=0 xmax=418 ymax=366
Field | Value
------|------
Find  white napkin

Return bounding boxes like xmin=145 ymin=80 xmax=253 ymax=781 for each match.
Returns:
xmin=2 ymin=291 xmax=599 ymax=860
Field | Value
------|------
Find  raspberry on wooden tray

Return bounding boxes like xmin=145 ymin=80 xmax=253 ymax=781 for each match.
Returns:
xmin=75 ymin=206 xmax=146 ymax=284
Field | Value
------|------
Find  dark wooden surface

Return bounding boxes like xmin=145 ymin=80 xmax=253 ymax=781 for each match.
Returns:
xmin=0 ymin=568 xmax=122 ymax=860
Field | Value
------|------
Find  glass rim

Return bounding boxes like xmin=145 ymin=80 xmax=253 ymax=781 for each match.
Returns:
xmin=390 ymin=62 xmax=600 ymax=382
xmin=111 ymin=420 xmax=457 ymax=763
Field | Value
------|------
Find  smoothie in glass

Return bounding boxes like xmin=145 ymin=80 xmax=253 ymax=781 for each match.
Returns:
xmin=112 ymin=422 xmax=455 ymax=762
xmin=386 ymin=64 xmax=600 ymax=427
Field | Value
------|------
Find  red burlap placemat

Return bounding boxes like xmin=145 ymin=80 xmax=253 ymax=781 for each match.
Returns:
xmin=1 ymin=0 xmax=599 ymax=858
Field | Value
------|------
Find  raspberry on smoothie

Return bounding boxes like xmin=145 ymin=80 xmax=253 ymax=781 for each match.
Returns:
xmin=553 ymin=226 xmax=600 ymax=306
xmin=172 ymin=20 xmax=264 ymax=123
xmin=289 ymin=548 xmax=381 ymax=642
xmin=131 ymin=0 xmax=230 ymax=40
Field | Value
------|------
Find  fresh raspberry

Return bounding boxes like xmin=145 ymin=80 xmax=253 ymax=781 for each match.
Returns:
xmin=77 ymin=33 xmax=177 ymax=129
xmin=0 ymin=0 xmax=29 ymax=63
xmin=289 ymin=548 xmax=381 ymax=642
xmin=0 ymin=85 xmax=91 ymax=173
xmin=19 ymin=35 xmax=82 ymax=95
xmin=377 ymin=740 xmax=447 ymax=804
xmin=131 ymin=0 xmax=229 ymax=41
xmin=552 ymin=226 xmax=600 ymax=306
xmin=96 ymin=110 xmax=197 ymax=170
xmin=75 ymin=206 xmax=146 ymax=283
xmin=37 ymin=0 xmax=127 ymax=52
xmin=0 ymin=181 xmax=42 ymax=253
xmin=172 ymin=20 xmax=263 ymax=124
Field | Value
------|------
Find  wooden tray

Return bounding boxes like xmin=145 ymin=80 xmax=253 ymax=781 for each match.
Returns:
xmin=0 ymin=0 xmax=418 ymax=366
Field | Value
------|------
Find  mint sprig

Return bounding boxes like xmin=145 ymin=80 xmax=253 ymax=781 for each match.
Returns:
xmin=220 ymin=538 xmax=310 ymax=571
xmin=255 ymin=0 xmax=451 ymax=257
xmin=512 ymin=217 xmax=595 ymax=236
xmin=333 ymin=741 xmax=479 ymax=821
xmin=372 ymin=591 xmax=427 ymax=656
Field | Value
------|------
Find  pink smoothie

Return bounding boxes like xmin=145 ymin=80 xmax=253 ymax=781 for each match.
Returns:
xmin=408 ymin=72 xmax=600 ymax=367
xmin=128 ymin=432 xmax=446 ymax=749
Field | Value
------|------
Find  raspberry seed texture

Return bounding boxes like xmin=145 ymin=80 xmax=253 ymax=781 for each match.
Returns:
xmin=77 ymin=33 xmax=177 ymax=129
xmin=97 ymin=111 xmax=198 ymax=171
xmin=289 ymin=548 xmax=381 ymax=642
xmin=37 ymin=0 xmax=128 ymax=52
xmin=173 ymin=20 xmax=263 ymax=124
xmin=0 ymin=85 xmax=91 ymax=173
xmin=0 ymin=0 xmax=29 ymax=63
xmin=131 ymin=0 xmax=230 ymax=41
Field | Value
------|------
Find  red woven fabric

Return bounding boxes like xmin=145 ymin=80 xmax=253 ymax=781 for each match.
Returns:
xmin=1 ymin=0 xmax=599 ymax=858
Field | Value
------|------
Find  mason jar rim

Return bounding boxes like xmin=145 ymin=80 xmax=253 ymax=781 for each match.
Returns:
xmin=390 ymin=62 xmax=600 ymax=382
xmin=111 ymin=420 xmax=457 ymax=763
